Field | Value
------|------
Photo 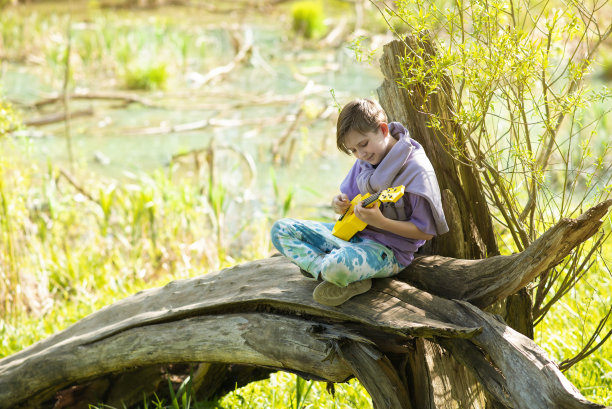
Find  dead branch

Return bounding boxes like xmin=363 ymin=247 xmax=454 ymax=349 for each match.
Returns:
xmin=24 ymin=108 xmax=94 ymax=127
xmin=271 ymin=108 xmax=304 ymax=164
xmin=34 ymin=91 xmax=155 ymax=109
xmin=57 ymin=169 xmax=96 ymax=203
xmin=190 ymin=29 xmax=254 ymax=88
xmin=397 ymin=200 xmax=612 ymax=309
xmin=125 ymin=113 xmax=297 ymax=136
xmin=559 ymin=307 xmax=612 ymax=371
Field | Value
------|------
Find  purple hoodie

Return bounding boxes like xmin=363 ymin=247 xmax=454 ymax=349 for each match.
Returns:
xmin=339 ymin=122 xmax=448 ymax=266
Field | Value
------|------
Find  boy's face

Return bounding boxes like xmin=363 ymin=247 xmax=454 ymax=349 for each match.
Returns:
xmin=344 ymin=123 xmax=396 ymax=166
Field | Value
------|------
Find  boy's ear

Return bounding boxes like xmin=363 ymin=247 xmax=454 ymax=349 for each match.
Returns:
xmin=380 ymin=122 xmax=389 ymax=136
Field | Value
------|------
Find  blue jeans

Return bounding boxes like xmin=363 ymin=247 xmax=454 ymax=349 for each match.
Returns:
xmin=270 ymin=218 xmax=405 ymax=287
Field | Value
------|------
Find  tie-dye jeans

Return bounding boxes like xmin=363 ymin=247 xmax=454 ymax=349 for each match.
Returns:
xmin=270 ymin=218 xmax=405 ymax=287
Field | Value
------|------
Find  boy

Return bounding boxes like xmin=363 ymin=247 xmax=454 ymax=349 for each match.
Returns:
xmin=271 ymin=98 xmax=448 ymax=306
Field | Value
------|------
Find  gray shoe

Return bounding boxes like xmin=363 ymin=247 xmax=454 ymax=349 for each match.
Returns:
xmin=312 ymin=279 xmax=372 ymax=307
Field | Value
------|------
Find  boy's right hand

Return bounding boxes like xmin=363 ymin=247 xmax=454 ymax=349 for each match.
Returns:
xmin=332 ymin=193 xmax=350 ymax=215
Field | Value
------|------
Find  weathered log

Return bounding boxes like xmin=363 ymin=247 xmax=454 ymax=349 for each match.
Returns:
xmin=399 ymin=198 xmax=612 ymax=308
xmin=455 ymin=301 xmax=606 ymax=409
xmin=0 ymin=200 xmax=609 ymax=409
xmin=337 ymin=341 xmax=413 ymax=409
xmin=1 ymin=313 xmax=355 ymax=409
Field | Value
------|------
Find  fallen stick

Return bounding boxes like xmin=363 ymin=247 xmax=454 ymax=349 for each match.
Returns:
xmin=34 ymin=91 xmax=155 ymax=108
xmin=24 ymin=108 xmax=94 ymax=127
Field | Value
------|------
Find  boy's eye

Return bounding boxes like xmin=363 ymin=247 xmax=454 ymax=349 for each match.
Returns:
xmin=348 ymin=140 xmax=367 ymax=154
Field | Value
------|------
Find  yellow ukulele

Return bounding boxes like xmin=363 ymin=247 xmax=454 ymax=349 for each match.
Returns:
xmin=332 ymin=185 xmax=405 ymax=241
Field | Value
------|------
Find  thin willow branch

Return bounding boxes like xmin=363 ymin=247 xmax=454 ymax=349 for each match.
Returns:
xmin=559 ymin=307 xmax=612 ymax=371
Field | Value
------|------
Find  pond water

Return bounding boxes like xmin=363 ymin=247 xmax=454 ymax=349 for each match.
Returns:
xmin=1 ymin=2 xmax=389 ymax=217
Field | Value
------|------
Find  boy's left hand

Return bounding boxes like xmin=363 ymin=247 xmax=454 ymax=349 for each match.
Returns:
xmin=354 ymin=201 xmax=385 ymax=227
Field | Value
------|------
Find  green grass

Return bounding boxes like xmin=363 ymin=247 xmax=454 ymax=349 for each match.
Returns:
xmin=535 ymin=236 xmax=612 ymax=404
xmin=0 ymin=8 xmax=209 ymax=91
xmin=124 ymin=62 xmax=169 ymax=90
xmin=218 ymin=372 xmax=370 ymax=409
xmin=84 ymin=372 xmax=370 ymax=409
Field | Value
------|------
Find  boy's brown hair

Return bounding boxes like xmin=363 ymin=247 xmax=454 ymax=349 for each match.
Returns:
xmin=336 ymin=98 xmax=388 ymax=155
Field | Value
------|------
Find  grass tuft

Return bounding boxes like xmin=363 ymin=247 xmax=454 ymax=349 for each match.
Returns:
xmin=291 ymin=1 xmax=325 ymax=39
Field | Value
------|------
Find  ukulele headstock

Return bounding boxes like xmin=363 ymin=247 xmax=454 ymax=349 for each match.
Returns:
xmin=378 ymin=185 xmax=405 ymax=203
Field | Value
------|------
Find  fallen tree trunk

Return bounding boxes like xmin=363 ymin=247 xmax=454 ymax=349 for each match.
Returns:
xmin=1 ymin=199 xmax=610 ymax=409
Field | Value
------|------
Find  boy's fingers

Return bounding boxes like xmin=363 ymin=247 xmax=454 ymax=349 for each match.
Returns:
xmin=358 ymin=201 xmax=379 ymax=209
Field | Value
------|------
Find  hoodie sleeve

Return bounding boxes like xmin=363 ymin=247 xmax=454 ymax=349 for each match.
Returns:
xmin=408 ymin=194 xmax=438 ymax=236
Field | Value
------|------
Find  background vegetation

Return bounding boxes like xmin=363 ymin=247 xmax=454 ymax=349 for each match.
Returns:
xmin=1 ymin=0 xmax=611 ymax=407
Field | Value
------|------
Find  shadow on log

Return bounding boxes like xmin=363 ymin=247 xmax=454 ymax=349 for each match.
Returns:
xmin=1 ymin=200 xmax=610 ymax=409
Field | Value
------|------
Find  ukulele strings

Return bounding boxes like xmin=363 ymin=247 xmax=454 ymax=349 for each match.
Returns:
xmin=337 ymin=191 xmax=382 ymax=221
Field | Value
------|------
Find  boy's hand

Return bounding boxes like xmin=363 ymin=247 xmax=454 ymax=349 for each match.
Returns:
xmin=332 ymin=194 xmax=350 ymax=214
xmin=354 ymin=201 xmax=385 ymax=226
